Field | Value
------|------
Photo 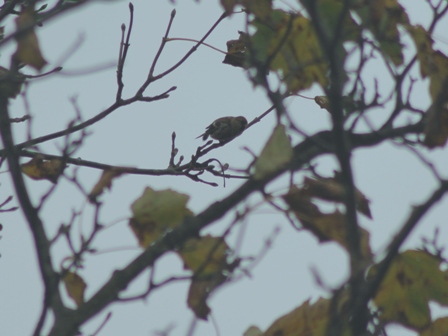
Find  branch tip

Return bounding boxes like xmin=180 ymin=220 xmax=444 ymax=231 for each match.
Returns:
xmin=129 ymin=2 xmax=134 ymax=12
xmin=121 ymin=23 xmax=125 ymax=31
xmin=171 ymin=9 xmax=176 ymax=18
xmin=172 ymin=131 xmax=176 ymax=140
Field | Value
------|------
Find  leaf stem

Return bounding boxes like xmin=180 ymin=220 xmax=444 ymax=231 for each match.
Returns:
xmin=166 ymin=37 xmax=227 ymax=54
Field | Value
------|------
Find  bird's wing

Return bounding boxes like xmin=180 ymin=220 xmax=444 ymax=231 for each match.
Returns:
xmin=212 ymin=118 xmax=229 ymax=130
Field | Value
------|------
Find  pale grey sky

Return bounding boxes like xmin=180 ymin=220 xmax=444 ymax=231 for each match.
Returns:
xmin=1 ymin=1 xmax=448 ymax=336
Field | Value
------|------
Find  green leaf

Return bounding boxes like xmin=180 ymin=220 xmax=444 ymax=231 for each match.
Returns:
xmin=372 ymin=250 xmax=448 ymax=330
xmin=354 ymin=0 xmax=410 ymax=66
xmin=129 ymin=187 xmax=193 ymax=248
xmin=250 ymin=10 xmax=328 ymax=92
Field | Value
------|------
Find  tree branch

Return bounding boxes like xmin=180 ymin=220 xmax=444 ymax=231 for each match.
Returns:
xmin=47 ymin=119 xmax=424 ymax=336
xmin=0 ymin=95 xmax=65 ymax=330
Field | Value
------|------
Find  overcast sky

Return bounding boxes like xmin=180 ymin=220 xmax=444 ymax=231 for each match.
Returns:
xmin=1 ymin=1 xmax=448 ymax=336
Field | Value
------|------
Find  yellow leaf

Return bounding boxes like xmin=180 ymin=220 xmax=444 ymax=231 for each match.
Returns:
xmin=178 ymin=235 xmax=238 ymax=320
xmin=254 ymin=124 xmax=292 ymax=180
xmin=372 ymin=250 xmax=448 ymax=331
xmin=63 ymin=272 xmax=86 ymax=307
xmin=179 ymin=235 xmax=229 ymax=275
xmin=129 ymin=187 xmax=193 ymax=248
xmin=263 ymin=296 xmax=351 ymax=336
xmin=88 ymin=168 xmax=124 ymax=201
xmin=14 ymin=6 xmax=47 ymax=70
xmin=21 ymin=155 xmax=65 ymax=183
xmin=420 ymin=317 xmax=448 ymax=336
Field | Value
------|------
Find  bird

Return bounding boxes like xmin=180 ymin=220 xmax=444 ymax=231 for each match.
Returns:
xmin=196 ymin=116 xmax=248 ymax=143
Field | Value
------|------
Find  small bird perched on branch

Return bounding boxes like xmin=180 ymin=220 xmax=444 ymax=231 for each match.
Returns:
xmin=196 ymin=116 xmax=247 ymax=143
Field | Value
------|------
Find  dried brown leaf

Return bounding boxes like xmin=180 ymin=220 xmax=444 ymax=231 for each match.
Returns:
xmin=14 ymin=7 xmax=47 ymax=70
xmin=21 ymin=155 xmax=65 ymax=183
xmin=88 ymin=168 xmax=124 ymax=201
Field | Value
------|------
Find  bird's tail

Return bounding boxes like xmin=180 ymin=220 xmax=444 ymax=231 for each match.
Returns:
xmin=196 ymin=133 xmax=208 ymax=140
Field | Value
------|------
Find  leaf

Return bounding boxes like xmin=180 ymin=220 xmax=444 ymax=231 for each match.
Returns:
xmin=0 ymin=66 xmax=24 ymax=98
xmin=372 ymin=250 xmax=448 ymax=331
xmin=243 ymin=326 xmax=263 ymax=336
xmin=241 ymin=2 xmax=361 ymax=92
xmin=220 ymin=0 xmax=239 ymax=13
xmin=315 ymin=95 xmax=329 ymax=110
xmin=88 ymin=168 xmax=125 ymax=201
xmin=405 ymin=24 xmax=448 ymax=148
xmin=220 ymin=0 xmax=272 ymax=17
xmin=302 ymin=174 xmax=372 ymax=219
xmin=129 ymin=187 xmax=193 ymax=248
xmin=250 ymin=10 xmax=329 ymax=93
xmin=315 ymin=95 xmax=362 ymax=116
xmin=254 ymin=124 xmax=293 ymax=180
xmin=186 ymin=279 xmax=217 ymax=320
xmin=313 ymin=211 xmax=372 ymax=259
xmin=63 ymin=272 xmax=86 ymax=307
xmin=178 ymin=235 xmax=239 ymax=320
xmin=242 ymin=0 xmax=272 ymax=18
xmin=407 ymin=25 xmax=448 ymax=100
xmin=316 ymin=0 xmax=361 ymax=42
xmin=420 ymin=317 xmax=448 ymax=336
xmin=406 ymin=25 xmax=436 ymax=79
xmin=21 ymin=155 xmax=65 ymax=183
xmin=179 ymin=235 xmax=229 ymax=274
xmin=423 ymin=106 xmax=448 ymax=148
xmin=223 ymin=31 xmax=248 ymax=68
xmin=262 ymin=296 xmax=351 ymax=336
xmin=14 ymin=6 xmax=47 ymax=70
xmin=355 ymin=0 xmax=410 ymax=66
xmin=283 ymin=186 xmax=372 ymax=259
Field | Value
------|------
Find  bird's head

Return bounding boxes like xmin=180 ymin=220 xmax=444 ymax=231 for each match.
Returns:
xmin=235 ymin=116 xmax=248 ymax=129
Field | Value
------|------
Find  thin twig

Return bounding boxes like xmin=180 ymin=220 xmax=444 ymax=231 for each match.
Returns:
xmin=166 ymin=37 xmax=227 ymax=54
xmin=116 ymin=3 xmax=134 ymax=101
xmin=137 ymin=8 xmax=177 ymax=97
xmin=89 ymin=312 xmax=112 ymax=336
